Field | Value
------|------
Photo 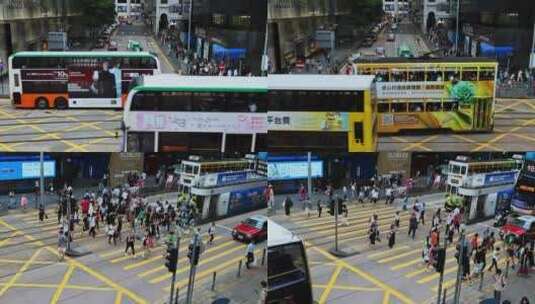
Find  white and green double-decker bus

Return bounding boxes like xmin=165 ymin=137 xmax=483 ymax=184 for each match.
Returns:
xmin=123 ymin=75 xmax=268 ymax=153
xmin=8 ymin=51 xmax=160 ymax=109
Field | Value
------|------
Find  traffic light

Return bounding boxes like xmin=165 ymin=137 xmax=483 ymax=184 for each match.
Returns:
xmin=187 ymin=243 xmax=201 ymax=266
xmin=435 ymin=247 xmax=446 ymax=273
xmin=165 ymin=246 xmax=178 ymax=273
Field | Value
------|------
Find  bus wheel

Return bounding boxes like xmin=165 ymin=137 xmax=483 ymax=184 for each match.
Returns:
xmin=55 ymin=97 xmax=68 ymax=109
xmin=35 ymin=97 xmax=49 ymax=109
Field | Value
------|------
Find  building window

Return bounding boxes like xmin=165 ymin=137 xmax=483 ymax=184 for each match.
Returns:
xmin=161 ymin=0 xmax=168 ymax=4
xmin=230 ymin=15 xmax=251 ymax=27
xmin=117 ymin=0 xmax=127 ymax=3
xmin=117 ymin=5 xmax=127 ymax=13
xmin=212 ymin=14 xmax=225 ymax=25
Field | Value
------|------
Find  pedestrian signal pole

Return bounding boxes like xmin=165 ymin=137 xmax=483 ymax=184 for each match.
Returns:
xmin=435 ymin=231 xmax=447 ymax=304
xmin=334 ymin=197 xmax=339 ymax=252
xmin=166 ymin=237 xmax=180 ymax=304
xmin=186 ymin=233 xmax=200 ymax=304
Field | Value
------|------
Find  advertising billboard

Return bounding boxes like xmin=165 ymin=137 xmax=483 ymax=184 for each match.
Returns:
xmin=227 ymin=186 xmax=266 ymax=214
xmin=268 ymin=112 xmax=349 ymax=131
xmin=268 ymin=161 xmax=324 ymax=181
xmin=132 ymin=112 xmax=267 ymax=133
xmin=484 ymin=172 xmax=517 ymax=187
xmin=0 ymin=160 xmax=56 ymax=181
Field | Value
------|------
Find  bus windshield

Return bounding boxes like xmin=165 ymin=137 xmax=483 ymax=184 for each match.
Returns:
xmin=267 ymin=242 xmax=312 ymax=304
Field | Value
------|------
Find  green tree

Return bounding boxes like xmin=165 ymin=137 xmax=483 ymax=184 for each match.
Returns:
xmin=348 ymin=0 xmax=383 ymax=27
xmin=74 ymin=0 xmax=116 ymax=39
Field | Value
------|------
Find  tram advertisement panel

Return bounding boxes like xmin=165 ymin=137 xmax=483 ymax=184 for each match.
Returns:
xmin=376 ymin=80 xmax=494 ymax=132
xmin=268 ymin=112 xmax=349 ymax=131
xmin=228 ymin=187 xmax=266 ymax=214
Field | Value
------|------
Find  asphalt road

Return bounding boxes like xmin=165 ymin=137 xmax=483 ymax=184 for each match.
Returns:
xmin=270 ymin=193 xmax=533 ymax=304
xmin=0 ymin=205 xmax=266 ymax=304
xmin=0 ymin=22 xmax=176 ymax=153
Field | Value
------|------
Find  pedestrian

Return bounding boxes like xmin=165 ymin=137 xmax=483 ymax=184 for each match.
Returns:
xmin=488 ymin=246 xmax=501 ymax=273
xmin=20 ymin=195 xmax=28 ymax=211
xmin=283 ymin=196 xmax=293 ymax=216
xmin=408 ymin=212 xmax=418 ymax=240
xmin=208 ymin=222 xmax=215 ymax=245
xmin=419 ymin=202 xmax=425 ymax=225
xmin=394 ymin=211 xmax=400 ymax=228
xmin=38 ymin=204 xmax=48 ymax=222
xmin=89 ymin=214 xmax=96 ymax=238
xmin=142 ymin=230 xmax=151 ymax=258
xmin=520 ymin=297 xmax=530 ymax=304
xmin=245 ymin=240 xmax=256 ymax=269
xmin=506 ymin=243 xmax=516 ymax=270
xmin=107 ymin=223 xmax=117 ymax=246
xmin=494 ymin=269 xmax=506 ymax=304
xmin=124 ymin=231 xmax=135 ymax=256
xmin=58 ymin=229 xmax=67 ymax=261
xmin=388 ymin=224 xmax=396 ymax=249
xmin=304 ymin=199 xmax=311 ymax=217
xmin=317 ymin=200 xmax=323 ymax=218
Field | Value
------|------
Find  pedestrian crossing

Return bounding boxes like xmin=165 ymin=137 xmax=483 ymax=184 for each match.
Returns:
xmin=1 ymin=210 xmax=264 ymax=297
xmin=276 ymin=201 xmax=507 ymax=297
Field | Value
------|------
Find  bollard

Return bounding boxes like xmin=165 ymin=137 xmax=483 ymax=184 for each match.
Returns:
xmin=261 ymin=248 xmax=266 ymax=266
xmin=442 ymin=288 xmax=447 ymax=304
xmin=211 ymin=272 xmax=216 ymax=291
xmin=505 ymin=260 xmax=510 ymax=278
xmin=237 ymin=260 xmax=242 ymax=278
xmin=478 ymin=271 xmax=484 ymax=291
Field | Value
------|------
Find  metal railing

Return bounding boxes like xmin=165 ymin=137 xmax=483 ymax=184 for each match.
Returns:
xmin=496 ymin=82 xmax=535 ymax=98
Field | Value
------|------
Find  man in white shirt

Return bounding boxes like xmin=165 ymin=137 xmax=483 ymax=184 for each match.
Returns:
xmin=245 ymin=240 xmax=256 ymax=269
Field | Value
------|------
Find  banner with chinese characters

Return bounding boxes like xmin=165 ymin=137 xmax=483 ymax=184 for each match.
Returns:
xmin=267 ymin=112 xmax=349 ymax=131
xmin=131 ymin=112 xmax=267 ymax=134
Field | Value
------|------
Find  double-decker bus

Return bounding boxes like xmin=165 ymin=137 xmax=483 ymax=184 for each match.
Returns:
xmin=445 ymin=156 xmax=521 ymax=223
xmin=123 ymin=75 xmax=267 ymax=153
xmin=268 ymin=74 xmax=377 ymax=152
xmin=267 ymin=219 xmax=313 ymax=304
xmin=353 ymin=57 xmax=498 ymax=134
xmin=8 ymin=51 xmax=160 ymax=109
xmin=512 ymin=152 xmax=535 ymax=215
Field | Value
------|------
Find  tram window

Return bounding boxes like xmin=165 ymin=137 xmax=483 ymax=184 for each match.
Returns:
xmin=461 ymin=166 xmax=467 ymax=174
xmin=378 ymin=103 xmax=390 ymax=113
xmin=391 ymin=71 xmax=406 ymax=82
xmin=479 ymin=69 xmax=495 ymax=80
xmin=445 ymin=70 xmax=459 ymax=81
xmin=409 ymin=71 xmax=425 ymax=81
xmin=443 ymin=102 xmax=459 ymax=111
xmin=462 ymin=70 xmax=477 ymax=81
xmin=409 ymin=102 xmax=424 ymax=112
xmin=425 ymin=70 xmax=442 ymax=81
xmin=426 ymin=102 xmax=442 ymax=112
xmin=392 ymin=102 xmax=407 ymax=112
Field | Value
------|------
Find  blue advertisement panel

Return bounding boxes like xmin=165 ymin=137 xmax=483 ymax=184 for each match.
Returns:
xmin=268 ymin=161 xmax=323 ymax=181
xmin=217 ymin=171 xmax=248 ymax=186
xmin=484 ymin=172 xmax=517 ymax=187
xmin=0 ymin=161 xmax=56 ymax=181
xmin=228 ymin=187 xmax=266 ymax=214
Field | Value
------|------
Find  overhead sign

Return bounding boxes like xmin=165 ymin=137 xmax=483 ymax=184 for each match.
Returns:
xmin=268 ymin=161 xmax=323 ymax=181
xmin=0 ymin=160 xmax=56 ymax=181
xmin=268 ymin=112 xmax=349 ymax=131
xmin=132 ymin=112 xmax=267 ymax=134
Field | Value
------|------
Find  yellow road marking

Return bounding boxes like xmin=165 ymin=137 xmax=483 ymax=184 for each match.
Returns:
xmin=318 ymin=264 xmax=343 ymax=304
xmin=383 ymin=291 xmax=391 ymax=304
xmin=149 ymin=242 xmax=245 ymax=284
xmin=0 ymin=259 xmax=65 ymax=265
xmin=124 ymin=236 xmax=224 ymax=270
xmin=378 ymin=248 xmax=422 ymax=264
xmin=0 ymin=218 xmax=148 ymax=304
xmin=402 ymin=135 xmax=439 ymax=152
xmin=0 ymin=231 xmax=20 ymax=247
xmin=313 ymin=284 xmax=381 ymax=292
xmin=368 ymin=245 xmax=410 ymax=259
xmin=115 ymin=291 xmax=123 ymax=304
xmin=417 ymin=262 xmax=458 ymax=284
xmin=50 ymin=264 xmax=75 ymax=304
xmin=0 ymin=247 xmax=43 ymax=296
xmin=0 ymin=283 xmax=114 ymax=291
xmin=164 ymin=249 xmax=262 ymax=292
xmin=310 ymin=245 xmax=415 ymax=304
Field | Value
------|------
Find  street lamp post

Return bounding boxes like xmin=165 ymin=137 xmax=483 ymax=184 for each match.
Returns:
xmin=187 ymin=0 xmax=193 ymax=51
xmin=454 ymin=0 xmax=460 ymax=56
xmin=39 ymin=152 xmax=44 ymax=210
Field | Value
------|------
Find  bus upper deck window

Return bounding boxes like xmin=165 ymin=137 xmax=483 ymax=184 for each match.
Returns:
xmin=461 ymin=166 xmax=467 ymax=175
xmin=377 ymin=103 xmax=389 ymax=113
xmin=409 ymin=103 xmax=423 ymax=112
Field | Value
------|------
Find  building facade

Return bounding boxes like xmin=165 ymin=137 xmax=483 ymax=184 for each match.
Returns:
xmin=115 ymin=0 xmax=144 ymax=20
xmin=383 ymin=0 xmax=409 ymax=17
xmin=0 ymin=0 xmax=79 ymax=70
xmin=459 ymin=0 xmax=535 ymax=69
xmin=267 ymin=0 xmax=351 ymax=73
